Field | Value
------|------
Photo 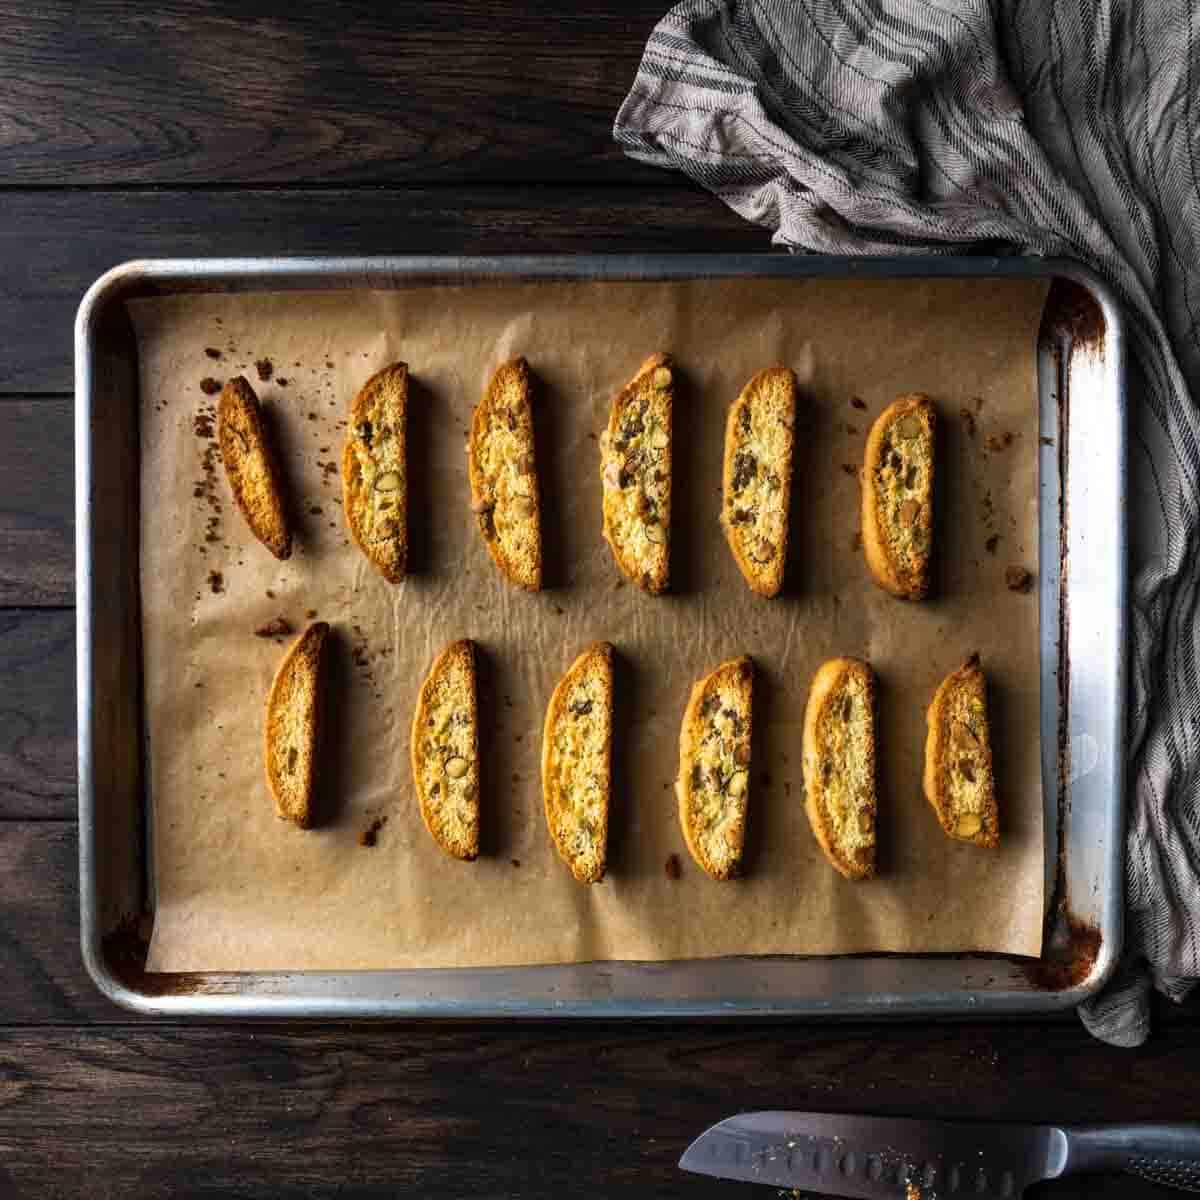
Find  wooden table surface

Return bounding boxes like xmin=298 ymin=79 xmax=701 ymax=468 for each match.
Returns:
xmin=1 ymin=3 xmax=1196 ymax=1196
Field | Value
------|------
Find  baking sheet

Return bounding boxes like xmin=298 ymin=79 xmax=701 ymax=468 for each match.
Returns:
xmin=134 ymin=276 xmax=1048 ymax=972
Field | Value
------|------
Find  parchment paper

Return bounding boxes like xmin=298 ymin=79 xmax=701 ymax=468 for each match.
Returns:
xmin=134 ymin=276 xmax=1048 ymax=972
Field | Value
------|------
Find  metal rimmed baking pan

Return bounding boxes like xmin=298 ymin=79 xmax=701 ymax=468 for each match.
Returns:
xmin=76 ymin=254 xmax=1125 ymax=1017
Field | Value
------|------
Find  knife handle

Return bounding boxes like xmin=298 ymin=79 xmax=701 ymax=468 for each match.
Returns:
xmin=1063 ymin=1124 xmax=1200 ymax=1192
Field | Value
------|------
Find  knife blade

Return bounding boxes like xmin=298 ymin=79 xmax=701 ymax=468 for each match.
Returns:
xmin=679 ymin=1112 xmax=1200 ymax=1197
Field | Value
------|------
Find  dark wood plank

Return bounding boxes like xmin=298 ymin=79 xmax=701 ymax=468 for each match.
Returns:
xmin=0 ymin=1022 xmax=1197 ymax=1198
xmin=2 ymin=186 xmax=763 ymax=393
xmin=0 ymin=612 xmax=74 ymax=820
xmin=0 ymin=823 xmax=100 ymax=1021
xmin=0 ymin=0 xmax=671 ymax=186
xmin=0 ymin=400 xmax=72 ymax=605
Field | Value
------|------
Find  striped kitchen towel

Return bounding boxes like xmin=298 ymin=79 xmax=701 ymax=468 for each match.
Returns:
xmin=615 ymin=0 xmax=1200 ymax=1046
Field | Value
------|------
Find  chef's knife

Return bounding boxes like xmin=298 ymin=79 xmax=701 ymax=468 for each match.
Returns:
xmin=679 ymin=1111 xmax=1200 ymax=1196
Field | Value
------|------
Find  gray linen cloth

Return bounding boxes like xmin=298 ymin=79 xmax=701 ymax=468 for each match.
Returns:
xmin=615 ymin=0 xmax=1200 ymax=1046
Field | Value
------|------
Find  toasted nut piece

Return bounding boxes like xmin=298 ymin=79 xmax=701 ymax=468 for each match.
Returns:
xmin=342 ymin=363 xmax=408 ymax=582
xmin=601 ymin=354 xmax=673 ymax=594
xmin=264 ymin=622 xmax=330 ymax=827
xmin=411 ymin=640 xmax=480 ymax=860
xmin=924 ymin=655 xmax=999 ymax=848
xmin=956 ymin=812 xmax=983 ymax=837
xmin=721 ymin=368 xmax=796 ymax=597
xmin=542 ymin=642 xmax=613 ymax=883
xmin=218 ymin=377 xmax=293 ymax=560
xmin=468 ymin=357 xmax=542 ymax=590
xmin=677 ymin=656 xmax=753 ymax=880
xmin=802 ymin=656 xmax=877 ymax=880
xmin=862 ymin=395 xmax=937 ymax=600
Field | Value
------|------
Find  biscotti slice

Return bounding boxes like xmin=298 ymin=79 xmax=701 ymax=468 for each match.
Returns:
xmin=719 ymin=368 xmax=797 ymax=597
xmin=342 ymin=362 xmax=408 ymax=582
xmin=601 ymin=353 xmax=673 ymax=593
xmin=541 ymin=642 xmax=613 ymax=883
xmin=410 ymin=638 xmax=480 ymax=861
xmin=218 ymin=376 xmax=292 ymax=559
xmin=923 ymin=654 xmax=999 ymax=847
xmin=861 ymin=392 xmax=936 ymax=599
xmin=264 ymin=622 xmax=330 ymax=828
xmin=802 ymin=656 xmax=878 ymax=880
xmin=675 ymin=656 xmax=753 ymax=880
xmin=467 ymin=356 xmax=542 ymax=591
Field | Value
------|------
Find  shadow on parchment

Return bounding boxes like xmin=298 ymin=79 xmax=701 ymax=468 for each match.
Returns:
xmin=783 ymin=381 xmax=827 ymax=598
xmin=311 ymin=624 xmax=353 ymax=830
xmin=472 ymin=639 xmax=506 ymax=860
xmin=604 ymin=644 xmax=640 ymax=879
xmin=667 ymin=360 xmax=705 ymax=597
xmin=533 ymin=367 xmax=570 ymax=591
xmin=739 ymin=654 xmax=778 ymax=879
xmin=255 ymin=396 xmax=308 ymax=552
xmin=403 ymin=373 xmax=436 ymax=577
xmin=870 ymin=662 xmax=894 ymax=879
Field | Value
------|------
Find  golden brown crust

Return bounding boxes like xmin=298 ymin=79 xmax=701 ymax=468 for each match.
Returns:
xmin=675 ymin=656 xmax=754 ymax=880
xmin=802 ymin=657 xmax=877 ymax=880
xmin=600 ymin=353 xmax=672 ymax=594
xmin=410 ymin=639 xmax=480 ymax=861
xmin=342 ymin=362 xmax=408 ymax=583
xmin=861 ymin=393 xmax=936 ymax=600
xmin=923 ymin=654 xmax=999 ymax=848
xmin=217 ymin=376 xmax=292 ymax=560
xmin=467 ymin=357 xmax=542 ymax=591
xmin=720 ymin=368 xmax=797 ymax=597
xmin=264 ymin=622 xmax=329 ymax=828
xmin=541 ymin=642 xmax=613 ymax=883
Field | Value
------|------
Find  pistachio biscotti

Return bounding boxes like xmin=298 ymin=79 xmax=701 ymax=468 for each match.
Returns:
xmin=675 ymin=656 xmax=754 ymax=880
xmin=343 ymin=362 xmax=408 ymax=582
xmin=468 ymin=356 xmax=542 ymax=591
xmin=217 ymin=376 xmax=292 ymax=560
xmin=541 ymin=642 xmax=613 ymax=883
xmin=924 ymin=654 xmax=999 ymax=847
xmin=861 ymin=392 xmax=936 ymax=599
xmin=719 ymin=367 xmax=797 ymax=597
xmin=600 ymin=353 xmax=673 ymax=593
xmin=264 ymin=622 xmax=330 ymax=828
xmin=802 ymin=656 xmax=878 ymax=880
xmin=411 ymin=638 xmax=480 ymax=861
